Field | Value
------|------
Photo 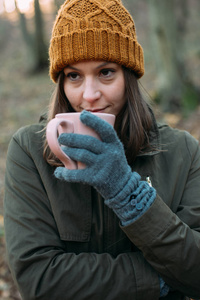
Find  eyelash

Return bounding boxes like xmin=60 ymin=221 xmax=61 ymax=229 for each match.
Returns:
xmin=66 ymin=73 xmax=79 ymax=80
xmin=65 ymin=68 xmax=115 ymax=81
xmin=100 ymin=69 xmax=115 ymax=77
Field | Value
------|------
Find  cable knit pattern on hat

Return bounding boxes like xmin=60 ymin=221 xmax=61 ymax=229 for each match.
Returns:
xmin=49 ymin=0 xmax=144 ymax=82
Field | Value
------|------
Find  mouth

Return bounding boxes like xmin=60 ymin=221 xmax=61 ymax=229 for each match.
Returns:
xmin=85 ymin=107 xmax=109 ymax=113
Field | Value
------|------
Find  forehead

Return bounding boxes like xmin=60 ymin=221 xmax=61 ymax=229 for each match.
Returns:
xmin=64 ymin=61 xmax=120 ymax=71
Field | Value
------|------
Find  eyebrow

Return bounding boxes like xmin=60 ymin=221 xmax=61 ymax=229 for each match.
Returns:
xmin=66 ymin=62 xmax=112 ymax=71
xmin=95 ymin=62 xmax=111 ymax=69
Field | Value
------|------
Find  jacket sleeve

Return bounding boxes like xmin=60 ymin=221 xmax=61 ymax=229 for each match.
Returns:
xmin=4 ymin=132 xmax=160 ymax=300
xmin=122 ymin=132 xmax=200 ymax=299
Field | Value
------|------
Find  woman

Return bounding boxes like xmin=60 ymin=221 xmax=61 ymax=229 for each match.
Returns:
xmin=4 ymin=0 xmax=200 ymax=299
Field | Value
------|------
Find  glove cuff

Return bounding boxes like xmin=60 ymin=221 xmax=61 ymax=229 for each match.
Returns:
xmin=105 ymin=172 xmax=141 ymax=207
xmin=105 ymin=172 xmax=156 ymax=226
xmin=159 ymin=276 xmax=170 ymax=297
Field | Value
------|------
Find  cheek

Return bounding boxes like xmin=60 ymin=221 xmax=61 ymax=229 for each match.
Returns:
xmin=114 ymin=79 xmax=126 ymax=105
xmin=64 ymin=84 xmax=78 ymax=107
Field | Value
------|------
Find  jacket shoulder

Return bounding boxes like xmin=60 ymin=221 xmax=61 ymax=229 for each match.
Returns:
xmin=158 ymin=123 xmax=199 ymax=155
xmin=9 ymin=122 xmax=45 ymax=156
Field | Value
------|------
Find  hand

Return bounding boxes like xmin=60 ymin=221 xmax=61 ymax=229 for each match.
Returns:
xmin=54 ymin=110 xmax=134 ymax=200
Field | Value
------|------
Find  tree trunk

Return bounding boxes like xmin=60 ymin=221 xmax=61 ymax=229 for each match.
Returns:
xmin=14 ymin=1 xmax=35 ymax=60
xmin=148 ymin=0 xmax=200 ymax=113
xmin=34 ymin=0 xmax=48 ymax=71
xmin=15 ymin=0 xmax=48 ymax=72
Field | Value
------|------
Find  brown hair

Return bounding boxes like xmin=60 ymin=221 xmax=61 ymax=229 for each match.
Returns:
xmin=43 ymin=67 xmax=157 ymax=167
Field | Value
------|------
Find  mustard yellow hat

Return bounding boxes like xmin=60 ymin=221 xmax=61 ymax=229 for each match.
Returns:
xmin=49 ymin=0 xmax=144 ymax=82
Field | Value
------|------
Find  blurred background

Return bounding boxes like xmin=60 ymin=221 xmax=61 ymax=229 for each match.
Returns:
xmin=0 ymin=0 xmax=200 ymax=298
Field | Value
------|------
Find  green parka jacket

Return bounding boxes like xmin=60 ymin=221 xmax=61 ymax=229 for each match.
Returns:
xmin=4 ymin=120 xmax=200 ymax=300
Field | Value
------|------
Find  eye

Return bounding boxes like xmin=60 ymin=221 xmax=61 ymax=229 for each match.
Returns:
xmin=66 ymin=72 xmax=80 ymax=81
xmin=100 ymin=69 xmax=115 ymax=78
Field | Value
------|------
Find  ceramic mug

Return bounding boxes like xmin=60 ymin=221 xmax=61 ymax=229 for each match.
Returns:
xmin=46 ymin=112 xmax=116 ymax=169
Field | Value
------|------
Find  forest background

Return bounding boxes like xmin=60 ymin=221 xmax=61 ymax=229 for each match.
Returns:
xmin=0 ymin=0 xmax=200 ymax=299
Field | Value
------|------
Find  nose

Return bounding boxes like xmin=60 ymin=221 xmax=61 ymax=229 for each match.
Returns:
xmin=83 ymin=78 xmax=101 ymax=103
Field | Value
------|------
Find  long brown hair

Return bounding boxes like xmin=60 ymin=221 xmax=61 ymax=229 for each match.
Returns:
xmin=43 ymin=67 xmax=158 ymax=166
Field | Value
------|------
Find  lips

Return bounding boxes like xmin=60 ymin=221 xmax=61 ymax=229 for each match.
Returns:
xmin=88 ymin=109 xmax=104 ymax=113
xmin=85 ymin=106 xmax=109 ymax=113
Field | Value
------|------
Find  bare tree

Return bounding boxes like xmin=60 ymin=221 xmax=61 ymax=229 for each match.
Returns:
xmin=15 ymin=0 xmax=48 ymax=72
xmin=148 ymin=0 xmax=199 ymax=112
xmin=34 ymin=0 xmax=48 ymax=70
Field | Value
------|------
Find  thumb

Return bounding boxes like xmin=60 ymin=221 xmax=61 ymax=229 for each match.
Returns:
xmin=54 ymin=167 xmax=86 ymax=183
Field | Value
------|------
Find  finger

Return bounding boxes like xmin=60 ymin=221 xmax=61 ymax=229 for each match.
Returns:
xmin=62 ymin=147 xmax=97 ymax=166
xmin=58 ymin=133 xmax=103 ymax=154
xmin=54 ymin=167 xmax=88 ymax=183
xmin=80 ymin=110 xmax=118 ymax=143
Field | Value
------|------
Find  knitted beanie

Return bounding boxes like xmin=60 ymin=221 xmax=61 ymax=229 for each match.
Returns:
xmin=49 ymin=0 xmax=144 ymax=83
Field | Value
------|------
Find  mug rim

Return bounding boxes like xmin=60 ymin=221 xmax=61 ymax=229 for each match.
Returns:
xmin=55 ymin=112 xmax=115 ymax=118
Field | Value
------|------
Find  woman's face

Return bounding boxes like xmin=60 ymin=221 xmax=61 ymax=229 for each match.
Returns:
xmin=63 ymin=61 xmax=126 ymax=116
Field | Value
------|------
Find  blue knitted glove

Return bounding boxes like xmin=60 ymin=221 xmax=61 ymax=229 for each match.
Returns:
xmin=55 ymin=111 xmax=156 ymax=223
xmin=159 ymin=276 xmax=170 ymax=297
